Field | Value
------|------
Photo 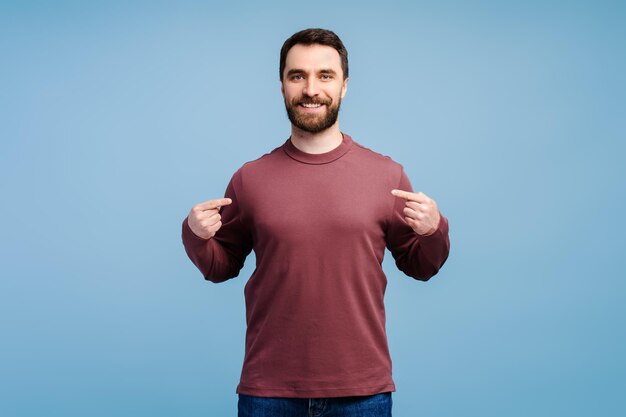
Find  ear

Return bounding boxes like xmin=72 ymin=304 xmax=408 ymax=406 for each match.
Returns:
xmin=281 ymin=82 xmax=285 ymax=98
xmin=340 ymin=77 xmax=349 ymax=99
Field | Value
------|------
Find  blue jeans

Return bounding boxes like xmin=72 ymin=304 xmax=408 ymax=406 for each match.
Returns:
xmin=238 ymin=392 xmax=392 ymax=417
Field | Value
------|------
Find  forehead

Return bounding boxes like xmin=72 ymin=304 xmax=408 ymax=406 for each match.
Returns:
xmin=284 ymin=44 xmax=343 ymax=74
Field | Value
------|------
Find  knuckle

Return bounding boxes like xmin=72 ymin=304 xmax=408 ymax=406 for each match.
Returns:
xmin=212 ymin=221 xmax=222 ymax=232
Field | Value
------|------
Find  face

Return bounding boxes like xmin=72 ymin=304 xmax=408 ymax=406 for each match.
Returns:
xmin=281 ymin=44 xmax=348 ymax=133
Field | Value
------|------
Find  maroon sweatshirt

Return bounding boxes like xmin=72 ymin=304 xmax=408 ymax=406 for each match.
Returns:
xmin=182 ymin=134 xmax=450 ymax=398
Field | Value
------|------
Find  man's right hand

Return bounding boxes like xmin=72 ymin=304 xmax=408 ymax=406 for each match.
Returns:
xmin=187 ymin=198 xmax=232 ymax=240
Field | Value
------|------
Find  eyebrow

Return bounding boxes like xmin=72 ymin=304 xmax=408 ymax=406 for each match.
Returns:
xmin=286 ymin=68 xmax=338 ymax=77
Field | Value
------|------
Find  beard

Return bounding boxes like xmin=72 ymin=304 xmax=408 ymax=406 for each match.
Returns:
xmin=285 ymin=95 xmax=342 ymax=133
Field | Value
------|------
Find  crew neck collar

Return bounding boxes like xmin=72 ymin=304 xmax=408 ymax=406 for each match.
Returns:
xmin=283 ymin=133 xmax=353 ymax=165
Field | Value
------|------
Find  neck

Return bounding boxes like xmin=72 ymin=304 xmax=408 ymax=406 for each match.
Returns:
xmin=289 ymin=123 xmax=343 ymax=154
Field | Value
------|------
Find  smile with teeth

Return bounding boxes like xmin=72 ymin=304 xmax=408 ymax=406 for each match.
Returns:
xmin=301 ymin=103 xmax=323 ymax=108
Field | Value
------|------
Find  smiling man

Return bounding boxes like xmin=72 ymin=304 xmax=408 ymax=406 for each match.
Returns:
xmin=182 ymin=28 xmax=450 ymax=417
xmin=283 ymin=43 xmax=346 ymax=137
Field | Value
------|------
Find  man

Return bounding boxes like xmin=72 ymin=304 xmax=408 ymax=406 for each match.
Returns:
xmin=182 ymin=28 xmax=450 ymax=417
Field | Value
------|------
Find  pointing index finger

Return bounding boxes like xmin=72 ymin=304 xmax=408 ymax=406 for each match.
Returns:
xmin=391 ymin=189 xmax=413 ymax=200
xmin=196 ymin=198 xmax=233 ymax=211
xmin=391 ymin=189 xmax=426 ymax=203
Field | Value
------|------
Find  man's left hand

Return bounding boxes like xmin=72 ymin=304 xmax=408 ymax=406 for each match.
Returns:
xmin=391 ymin=189 xmax=441 ymax=236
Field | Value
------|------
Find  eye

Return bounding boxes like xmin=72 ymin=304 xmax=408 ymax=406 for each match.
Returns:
xmin=321 ymin=74 xmax=333 ymax=80
xmin=291 ymin=74 xmax=304 ymax=81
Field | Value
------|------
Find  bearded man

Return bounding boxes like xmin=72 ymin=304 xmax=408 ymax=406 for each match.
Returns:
xmin=182 ymin=28 xmax=450 ymax=417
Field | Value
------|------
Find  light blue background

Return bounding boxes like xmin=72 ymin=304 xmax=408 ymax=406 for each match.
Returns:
xmin=1 ymin=1 xmax=624 ymax=416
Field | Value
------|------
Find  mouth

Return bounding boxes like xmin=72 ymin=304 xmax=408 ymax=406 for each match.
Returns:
xmin=296 ymin=100 xmax=328 ymax=113
xmin=300 ymin=103 xmax=323 ymax=109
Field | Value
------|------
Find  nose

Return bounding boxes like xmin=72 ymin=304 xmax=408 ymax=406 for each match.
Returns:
xmin=303 ymin=78 xmax=320 ymax=97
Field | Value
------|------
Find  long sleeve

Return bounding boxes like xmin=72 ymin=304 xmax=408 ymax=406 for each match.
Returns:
xmin=180 ymin=135 xmax=452 ymax=398
xmin=386 ymin=168 xmax=450 ymax=281
xmin=182 ymin=170 xmax=253 ymax=282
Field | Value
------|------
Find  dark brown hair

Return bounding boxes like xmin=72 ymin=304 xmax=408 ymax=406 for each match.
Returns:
xmin=279 ymin=28 xmax=349 ymax=81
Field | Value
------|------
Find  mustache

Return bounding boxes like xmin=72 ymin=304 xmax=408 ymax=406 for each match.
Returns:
xmin=292 ymin=97 xmax=332 ymax=106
